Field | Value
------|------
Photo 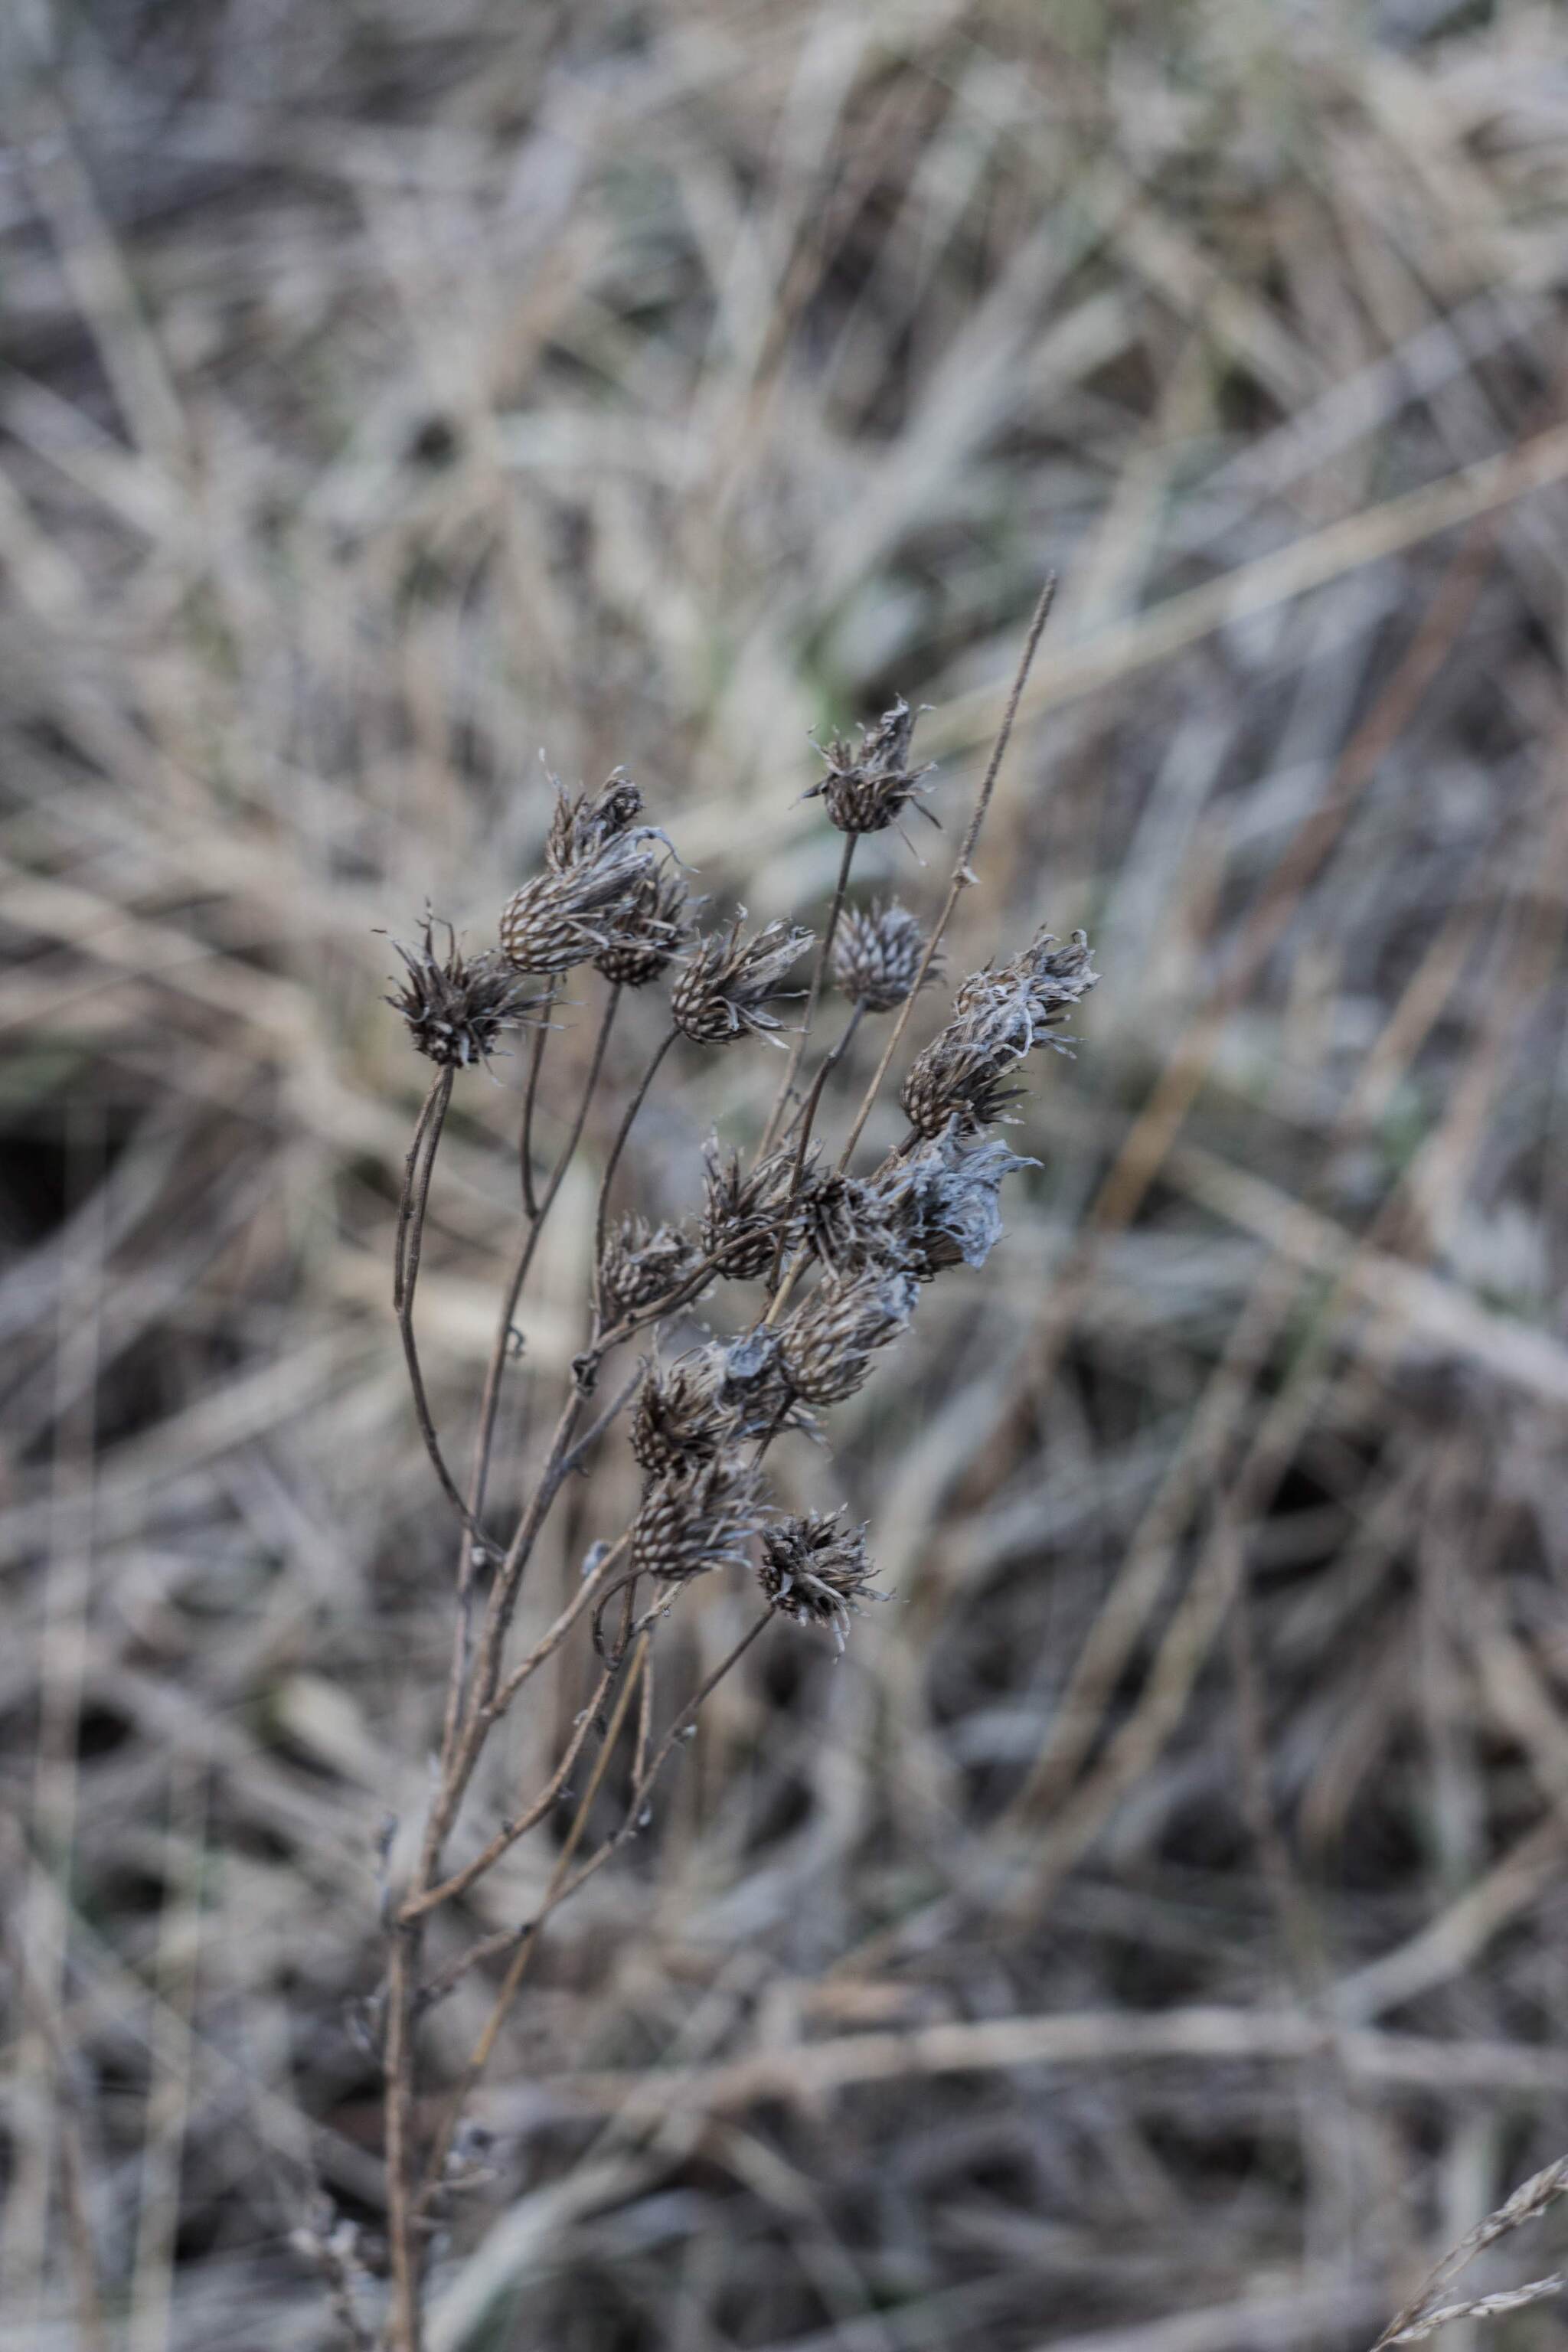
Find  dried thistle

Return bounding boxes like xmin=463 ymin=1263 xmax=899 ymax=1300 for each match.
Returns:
xmin=598 ymin=1217 xmax=702 ymax=1328
xmin=777 ymin=1268 xmax=918 ymax=1405
xmin=832 ymin=900 xmax=931 ymax=1012
xmin=718 ymin=1325 xmax=812 ymax=1439
xmin=759 ymin=1509 xmax=883 ymax=1646
xmin=594 ymin=864 xmax=691 ymax=988
xmin=632 ymin=1449 xmax=762 ymax=1586
xmin=500 ymin=828 xmax=664 ymax=975
xmin=671 ymin=917 xmax=813 ymax=1046
xmin=873 ymin=1125 xmax=1035 ymax=1281
xmin=899 ymin=928 xmax=1097 ymax=1137
xmin=702 ymin=1139 xmax=809 ymax=1280
xmin=546 ymin=773 xmax=645 ymax=871
xmin=630 ymin=1354 xmax=734 ymax=1475
xmin=386 ymin=916 xmax=544 ymax=1068
xmin=795 ymin=1168 xmax=896 ymax=1276
xmin=807 ymin=696 xmax=936 ymax=835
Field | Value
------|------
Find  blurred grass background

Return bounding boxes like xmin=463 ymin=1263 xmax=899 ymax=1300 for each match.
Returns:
xmin=5 ymin=1 xmax=1568 ymax=2346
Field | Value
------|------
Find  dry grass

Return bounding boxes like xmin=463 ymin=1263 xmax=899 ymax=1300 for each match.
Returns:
xmin=5 ymin=2 xmax=1568 ymax=2347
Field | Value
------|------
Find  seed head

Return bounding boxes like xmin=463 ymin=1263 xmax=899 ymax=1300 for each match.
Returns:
xmin=898 ymin=929 xmax=1097 ymax=1136
xmin=546 ymin=773 xmax=645 ymax=871
xmin=702 ymin=1140 xmax=810 ymax=1281
xmin=874 ymin=1124 xmax=1035 ymax=1280
xmin=500 ymin=828 xmax=664 ymax=975
xmin=806 ymin=696 xmax=936 ymax=835
xmin=671 ymin=917 xmax=813 ymax=1046
xmin=598 ymin=1217 xmax=702 ymax=1328
xmin=718 ymin=1325 xmax=812 ymax=1439
xmin=832 ymin=900 xmax=931 ymax=1012
xmin=759 ymin=1509 xmax=883 ymax=1646
xmin=386 ymin=916 xmax=545 ymax=1068
xmin=777 ymin=1268 xmax=918 ymax=1406
xmin=795 ymin=1169 xmax=897 ymax=1277
xmin=631 ymin=1354 xmax=734 ymax=1476
xmin=595 ymin=864 xmax=692 ymax=988
xmin=632 ymin=1449 xmax=763 ymax=1586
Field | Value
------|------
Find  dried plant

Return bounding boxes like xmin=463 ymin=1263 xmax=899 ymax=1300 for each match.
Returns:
xmin=364 ymin=582 xmax=1089 ymax=2351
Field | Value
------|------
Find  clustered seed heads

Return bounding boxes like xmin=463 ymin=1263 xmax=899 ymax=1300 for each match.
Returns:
xmin=758 ymin=1510 xmax=883 ymax=1647
xmin=807 ymin=695 xmax=936 ymax=835
xmin=671 ymin=916 xmax=814 ymax=1044
xmin=387 ymin=915 xmax=545 ymax=1068
xmin=833 ymin=900 xmax=931 ymax=1012
xmin=546 ymin=773 xmax=646 ymax=870
xmin=598 ymin=1217 xmax=701 ymax=1328
xmin=901 ymin=926 xmax=1098 ymax=1137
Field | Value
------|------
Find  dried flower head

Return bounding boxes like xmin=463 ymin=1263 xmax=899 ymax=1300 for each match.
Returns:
xmin=630 ymin=1354 xmax=734 ymax=1475
xmin=632 ymin=1449 xmax=762 ymax=1586
xmin=671 ymin=917 xmax=813 ymax=1046
xmin=874 ymin=1125 xmax=1035 ymax=1280
xmin=598 ymin=1217 xmax=702 ymax=1328
xmin=594 ymin=864 xmax=691 ymax=988
xmin=386 ymin=916 xmax=544 ymax=1068
xmin=807 ymin=696 xmax=936 ymax=835
xmin=701 ymin=1140 xmax=809 ymax=1280
xmin=718 ymin=1325 xmax=812 ymax=1439
xmin=899 ymin=928 xmax=1097 ymax=1136
xmin=832 ymin=900 xmax=931 ymax=1012
xmin=795 ymin=1169 xmax=896 ymax=1276
xmin=546 ymin=773 xmax=645 ymax=871
xmin=759 ymin=1509 xmax=883 ymax=1646
xmin=500 ymin=828 xmax=663 ymax=975
xmin=778 ymin=1268 xmax=918 ymax=1406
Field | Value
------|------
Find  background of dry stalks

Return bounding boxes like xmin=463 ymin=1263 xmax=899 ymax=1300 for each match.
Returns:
xmin=6 ymin=2 xmax=1568 ymax=2347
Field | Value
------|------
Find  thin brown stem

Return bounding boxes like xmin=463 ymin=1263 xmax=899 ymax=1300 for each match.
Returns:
xmin=757 ymin=829 xmax=858 ymax=1159
xmin=416 ymin=1634 xmax=652 ymax=2206
xmin=392 ymin=1069 xmax=494 ymax=1550
xmin=835 ymin=575 xmax=1057 ymax=1173
xmin=517 ymin=979 xmax=558 ymax=1217
xmin=592 ymin=1025 xmax=678 ymax=1315
xmin=437 ymin=985 xmax=622 ymax=1777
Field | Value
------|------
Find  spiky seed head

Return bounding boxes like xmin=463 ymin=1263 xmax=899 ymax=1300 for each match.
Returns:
xmin=701 ymin=1140 xmax=810 ymax=1280
xmin=873 ymin=1124 xmax=1036 ymax=1280
xmin=630 ymin=1354 xmax=733 ymax=1475
xmin=719 ymin=1325 xmax=811 ymax=1439
xmin=500 ymin=828 xmax=664 ymax=975
xmin=598 ymin=1217 xmax=702 ymax=1328
xmin=795 ymin=1169 xmax=896 ymax=1277
xmin=758 ymin=1509 xmax=883 ymax=1645
xmin=631 ymin=1449 xmax=762 ymax=1586
xmin=806 ymin=697 xmax=936 ymax=835
xmin=898 ymin=995 xmax=1028 ymax=1136
xmin=832 ymin=900 xmax=931 ymax=1012
xmin=594 ymin=863 xmax=691 ymax=988
xmin=386 ymin=916 xmax=545 ymax=1067
xmin=671 ymin=918 xmax=814 ymax=1046
xmin=777 ymin=1269 xmax=918 ymax=1406
xmin=546 ymin=773 xmax=645 ymax=872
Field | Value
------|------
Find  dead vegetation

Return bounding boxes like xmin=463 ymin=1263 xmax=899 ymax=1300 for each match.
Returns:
xmin=5 ymin=2 xmax=1568 ymax=2348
